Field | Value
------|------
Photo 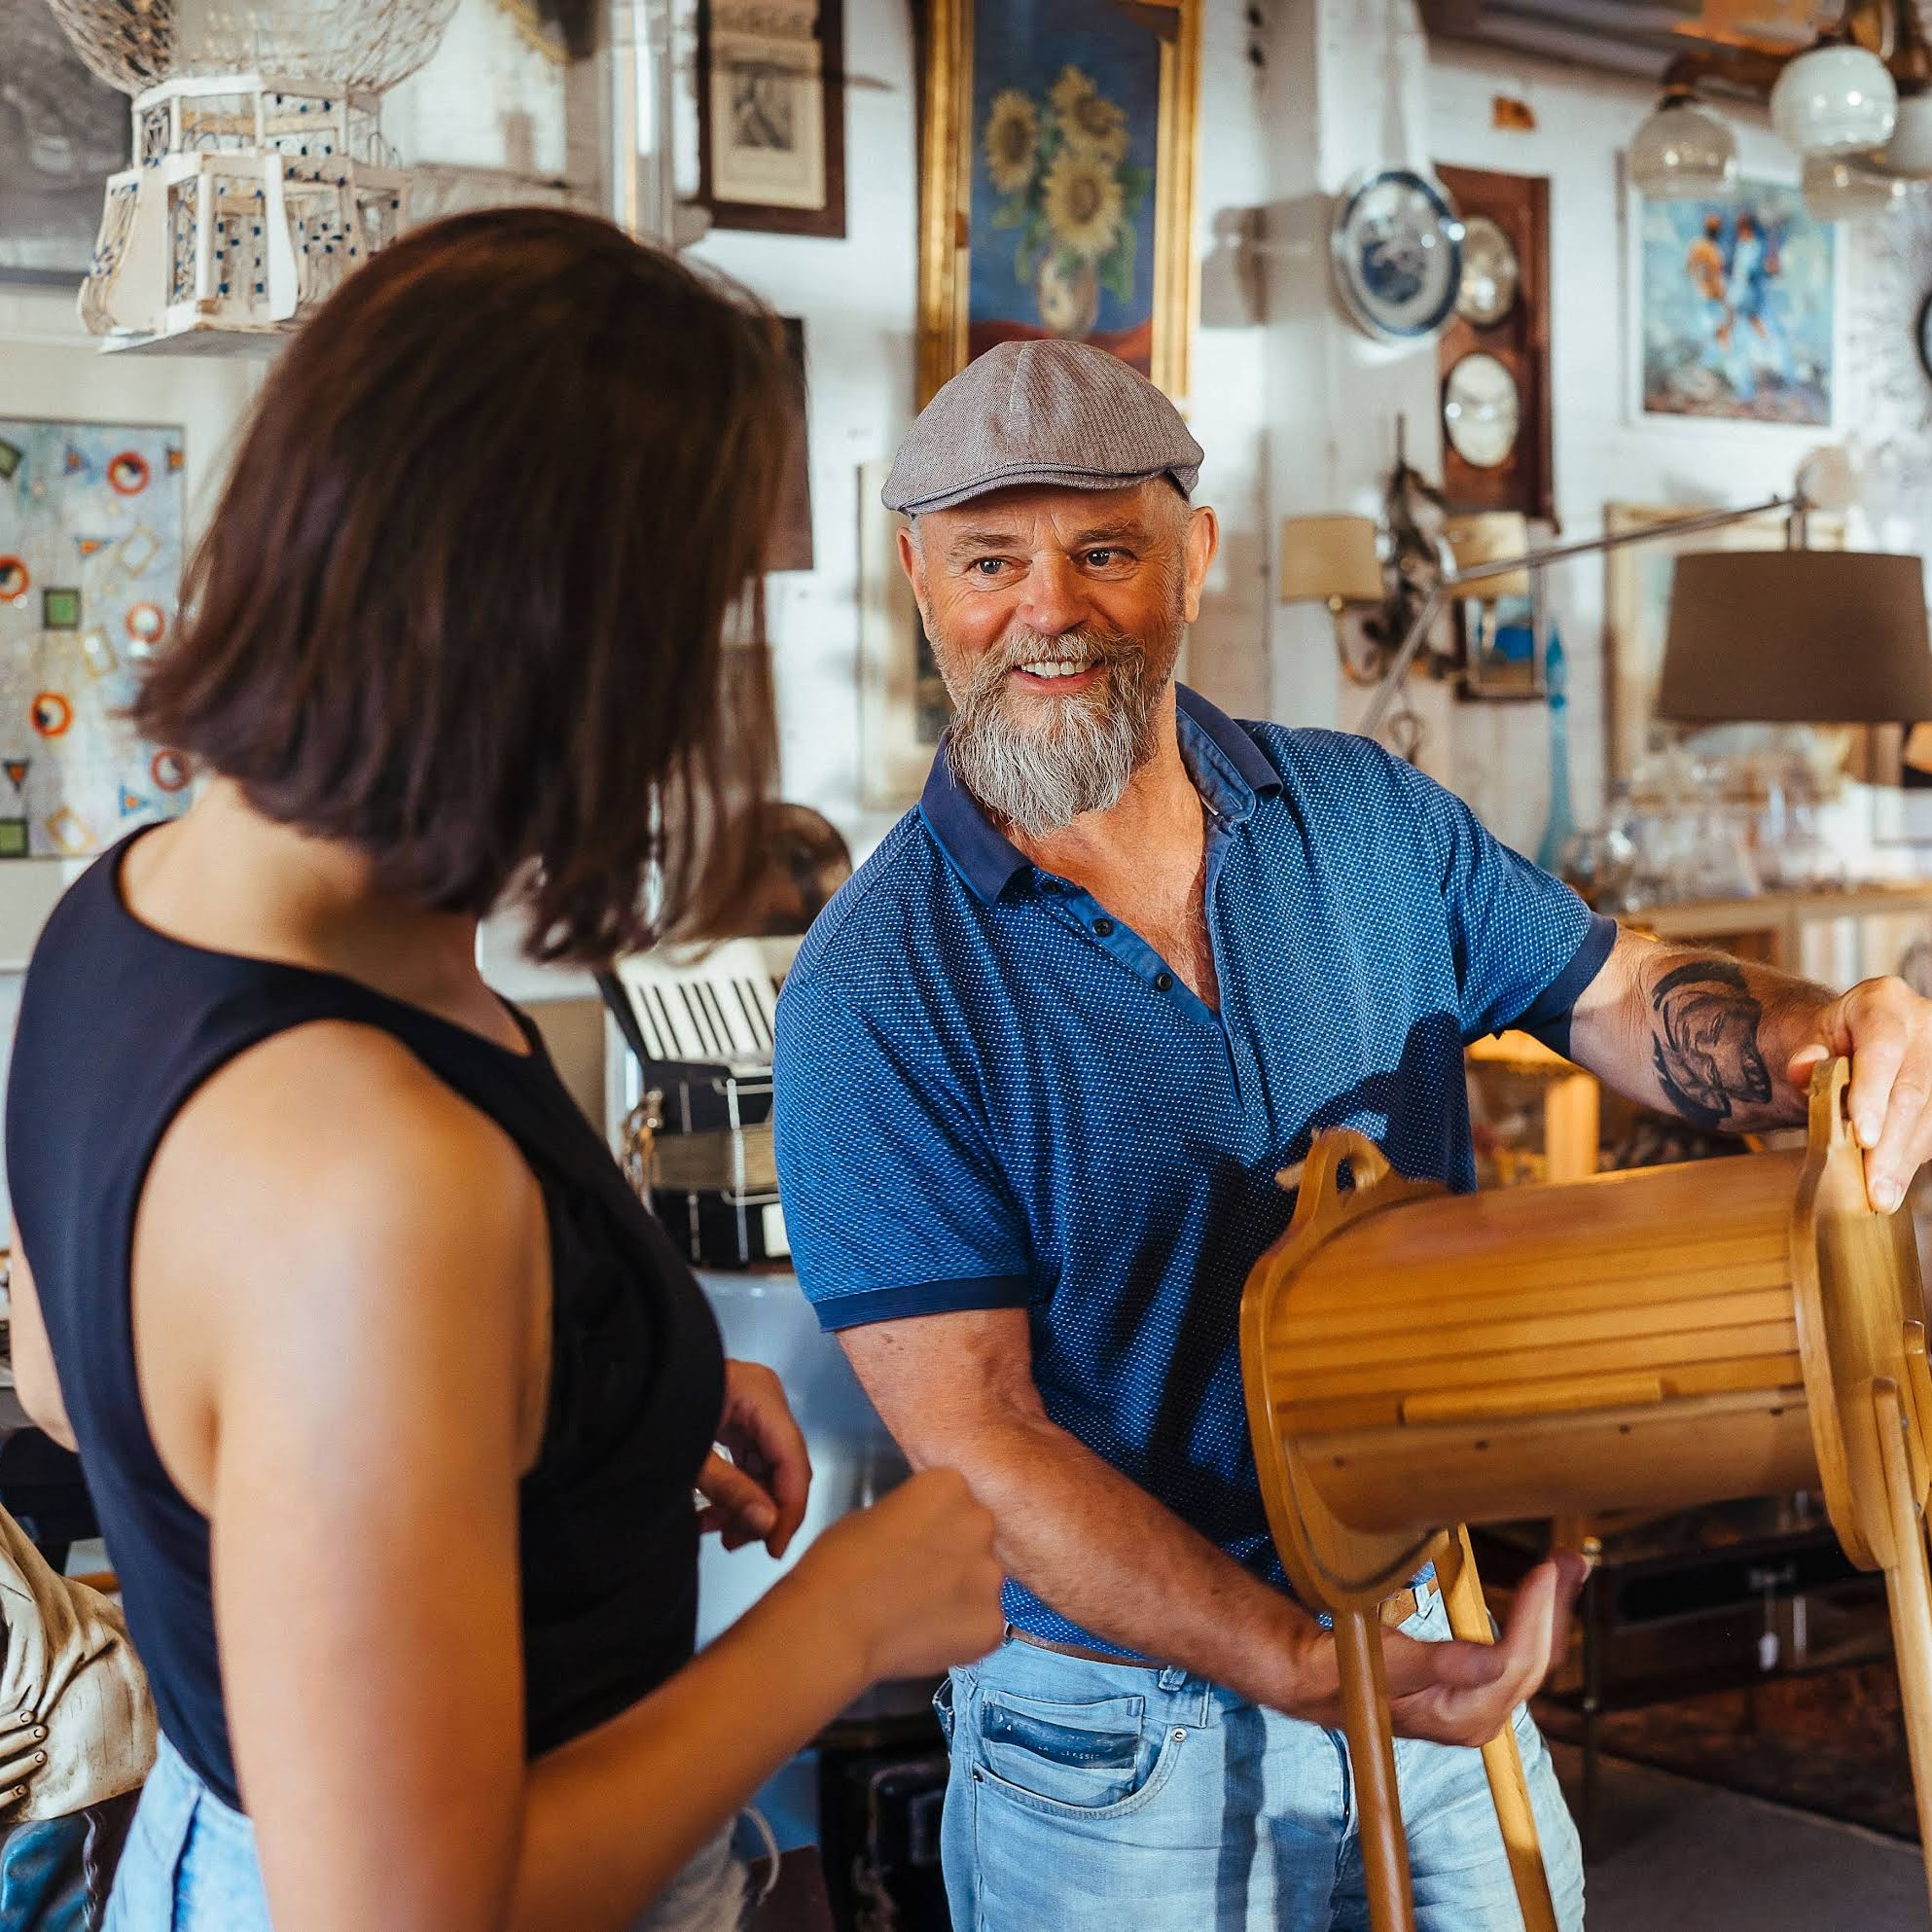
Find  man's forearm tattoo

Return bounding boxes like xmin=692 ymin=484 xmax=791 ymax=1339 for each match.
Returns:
xmin=1648 ymin=958 xmax=1773 ymax=1129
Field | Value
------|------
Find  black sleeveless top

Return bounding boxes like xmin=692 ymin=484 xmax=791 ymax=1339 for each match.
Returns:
xmin=6 ymin=830 xmax=726 ymax=1810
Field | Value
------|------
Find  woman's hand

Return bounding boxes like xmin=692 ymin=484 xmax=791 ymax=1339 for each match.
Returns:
xmin=696 ymin=1361 xmax=812 ymax=1557
xmin=793 ymin=1468 xmax=1006 ymax=1684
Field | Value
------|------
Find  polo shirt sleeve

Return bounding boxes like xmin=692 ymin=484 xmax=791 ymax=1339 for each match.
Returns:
xmin=771 ymin=972 xmax=1031 ymax=1333
xmin=1392 ymin=756 xmax=1617 ymax=1049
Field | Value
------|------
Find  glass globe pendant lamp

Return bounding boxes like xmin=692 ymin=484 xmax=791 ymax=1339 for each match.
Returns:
xmin=1771 ymin=37 xmax=1899 ymax=158
xmin=1629 ymin=85 xmax=1738 ymax=199
xmin=45 ymin=0 xmax=460 ymax=349
xmin=1802 ymin=152 xmax=1908 ymax=220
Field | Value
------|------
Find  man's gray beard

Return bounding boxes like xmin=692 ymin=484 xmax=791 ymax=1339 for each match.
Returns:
xmin=944 ymin=626 xmax=1165 ymax=838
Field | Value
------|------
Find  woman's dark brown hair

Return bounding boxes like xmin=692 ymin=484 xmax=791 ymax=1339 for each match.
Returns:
xmin=134 ymin=206 xmax=792 ymax=962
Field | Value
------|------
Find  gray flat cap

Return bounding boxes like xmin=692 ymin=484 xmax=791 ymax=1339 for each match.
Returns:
xmin=883 ymin=340 xmax=1203 ymax=516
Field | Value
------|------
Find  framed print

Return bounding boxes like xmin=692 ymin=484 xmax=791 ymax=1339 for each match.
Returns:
xmin=1603 ymin=501 xmax=1843 ymax=789
xmin=1626 ymin=167 xmax=1840 ymax=431
xmin=698 ymin=0 xmax=846 ymax=238
xmin=768 ymin=318 xmax=815 ymax=573
xmin=857 ymin=461 xmax=949 ymax=810
xmin=0 ymin=0 xmax=126 ymax=285
xmin=916 ymin=0 xmax=1201 ymax=406
xmin=0 ymin=418 xmax=192 ymax=856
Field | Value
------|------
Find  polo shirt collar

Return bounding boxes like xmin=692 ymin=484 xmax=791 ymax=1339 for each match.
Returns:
xmin=917 ymin=683 xmax=1283 ymax=905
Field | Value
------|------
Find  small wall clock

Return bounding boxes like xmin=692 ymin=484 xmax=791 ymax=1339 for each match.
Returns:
xmin=1455 ymin=215 xmax=1520 ymax=329
xmin=1434 ymin=161 xmax=1553 ymax=521
xmin=1443 ymin=351 xmax=1521 ymax=469
xmin=1330 ymin=168 xmax=1465 ymax=342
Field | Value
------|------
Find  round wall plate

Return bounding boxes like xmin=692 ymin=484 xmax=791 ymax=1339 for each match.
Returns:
xmin=1330 ymin=167 xmax=1464 ymax=343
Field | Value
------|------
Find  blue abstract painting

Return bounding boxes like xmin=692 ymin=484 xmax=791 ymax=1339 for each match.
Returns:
xmin=1636 ymin=177 xmax=1837 ymax=427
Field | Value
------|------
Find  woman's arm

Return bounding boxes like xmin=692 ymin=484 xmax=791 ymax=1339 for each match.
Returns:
xmin=138 ymin=1023 xmax=997 ymax=1932
xmin=511 ymin=1469 xmax=996 ymax=1928
xmin=6 ymin=1240 xmax=76 ymax=1450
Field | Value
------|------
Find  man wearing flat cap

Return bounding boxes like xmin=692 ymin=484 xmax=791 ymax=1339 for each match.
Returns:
xmin=772 ymin=340 xmax=1932 ymax=1929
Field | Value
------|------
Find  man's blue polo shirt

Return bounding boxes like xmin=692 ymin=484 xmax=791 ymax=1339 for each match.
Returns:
xmin=771 ymin=687 xmax=1615 ymax=1653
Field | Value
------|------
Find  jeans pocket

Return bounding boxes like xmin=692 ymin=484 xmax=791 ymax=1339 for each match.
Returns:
xmin=974 ymin=1688 xmax=1167 ymax=1814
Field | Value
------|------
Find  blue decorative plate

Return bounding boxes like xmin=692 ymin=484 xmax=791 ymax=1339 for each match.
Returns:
xmin=1330 ymin=168 xmax=1465 ymax=342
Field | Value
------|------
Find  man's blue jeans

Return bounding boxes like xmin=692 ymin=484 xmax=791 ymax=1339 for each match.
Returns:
xmin=935 ymin=1589 xmax=1584 ymax=1931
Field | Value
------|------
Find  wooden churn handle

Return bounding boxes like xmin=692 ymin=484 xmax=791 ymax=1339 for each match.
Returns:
xmin=1333 ymin=1604 xmax=1415 ymax=1932
xmin=1436 ymin=1528 xmax=1559 ymax=1932
xmin=1342 ymin=1528 xmax=1558 ymax=1932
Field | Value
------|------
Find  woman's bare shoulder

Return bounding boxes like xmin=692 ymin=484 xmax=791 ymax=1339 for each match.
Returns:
xmin=140 ymin=1020 xmax=543 ymax=1321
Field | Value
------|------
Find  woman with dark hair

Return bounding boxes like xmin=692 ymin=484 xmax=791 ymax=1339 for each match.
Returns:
xmin=2 ymin=208 xmax=1003 ymax=1932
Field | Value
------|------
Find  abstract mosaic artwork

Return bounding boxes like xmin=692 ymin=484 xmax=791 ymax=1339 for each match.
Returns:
xmin=0 ymin=419 xmax=189 ymax=857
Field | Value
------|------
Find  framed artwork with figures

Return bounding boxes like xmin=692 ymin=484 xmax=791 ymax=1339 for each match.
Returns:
xmin=697 ymin=0 xmax=846 ymax=238
xmin=916 ymin=0 xmax=1201 ymax=406
xmin=1626 ymin=167 xmax=1840 ymax=431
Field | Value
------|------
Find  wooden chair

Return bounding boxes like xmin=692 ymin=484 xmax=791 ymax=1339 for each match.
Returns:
xmin=1239 ymin=1059 xmax=1932 ymax=1932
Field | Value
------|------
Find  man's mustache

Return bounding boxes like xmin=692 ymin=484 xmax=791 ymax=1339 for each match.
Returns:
xmin=966 ymin=626 xmax=1144 ymax=697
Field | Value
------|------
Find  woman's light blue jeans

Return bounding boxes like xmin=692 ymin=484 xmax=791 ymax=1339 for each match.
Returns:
xmin=935 ymin=1587 xmax=1585 ymax=1932
xmin=103 ymin=1735 xmax=750 ymax=1931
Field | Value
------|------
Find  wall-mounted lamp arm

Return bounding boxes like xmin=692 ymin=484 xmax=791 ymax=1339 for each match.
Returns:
xmin=1360 ymin=493 xmax=1802 ymax=742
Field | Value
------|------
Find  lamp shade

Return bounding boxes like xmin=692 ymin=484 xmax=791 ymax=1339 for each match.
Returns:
xmin=1658 ymin=550 xmax=1932 ymax=724
xmin=1279 ymin=515 xmax=1382 ymax=605
xmin=1770 ymin=41 xmax=1898 ymax=157
xmin=1628 ymin=89 xmax=1738 ymax=199
xmin=1802 ymin=152 xmax=1907 ymax=220
xmin=1881 ymin=89 xmax=1932 ymax=176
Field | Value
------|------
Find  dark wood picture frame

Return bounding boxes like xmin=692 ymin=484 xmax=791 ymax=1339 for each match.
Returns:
xmin=768 ymin=318 xmax=815 ymax=572
xmin=1434 ymin=162 xmax=1553 ymax=523
xmin=697 ymin=0 xmax=847 ymax=239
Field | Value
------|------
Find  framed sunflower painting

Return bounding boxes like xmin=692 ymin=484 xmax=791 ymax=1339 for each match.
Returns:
xmin=915 ymin=0 xmax=1201 ymax=406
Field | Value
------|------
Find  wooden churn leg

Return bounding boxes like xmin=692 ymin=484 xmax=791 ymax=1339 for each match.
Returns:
xmin=1437 ymin=1527 xmax=1558 ymax=1932
xmin=1872 ymin=1377 xmax=1932 ymax=1916
xmin=1334 ymin=1606 xmax=1416 ymax=1932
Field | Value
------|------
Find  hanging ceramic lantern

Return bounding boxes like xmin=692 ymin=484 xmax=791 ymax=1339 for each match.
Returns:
xmin=44 ymin=0 xmax=461 ymax=351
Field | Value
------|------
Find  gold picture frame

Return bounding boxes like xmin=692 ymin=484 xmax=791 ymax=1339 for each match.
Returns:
xmin=915 ymin=0 xmax=1201 ymax=408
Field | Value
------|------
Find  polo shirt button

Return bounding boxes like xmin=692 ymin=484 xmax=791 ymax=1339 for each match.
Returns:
xmin=1092 ymin=917 xmax=1115 ymax=936
xmin=1155 ymin=972 xmax=1173 ymax=992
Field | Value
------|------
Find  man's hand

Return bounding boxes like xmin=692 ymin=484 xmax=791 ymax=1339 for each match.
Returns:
xmin=696 ymin=1361 xmax=812 ymax=1556
xmin=1786 ymin=975 xmax=1932 ymax=1214
xmin=1383 ymin=1553 xmax=1586 ymax=1746
xmin=1278 ymin=1553 xmax=1586 ymax=1746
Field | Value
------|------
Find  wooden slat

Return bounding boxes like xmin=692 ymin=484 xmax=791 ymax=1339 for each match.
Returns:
xmin=1278 ymin=1287 xmax=1795 ymax=1377
xmin=1272 ymin=1318 xmax=1798 ymax=1402
xmin=1279 ymin=1259 xmax=1791 ymax=1345
xmin=1403 ymin=1374 xmax=1665 ymax=1425
xmin=1276 ymin=1350 xmax=1805 ymax=1436
xmin=1285 ymin=1217 xmax=1792 ymax=1309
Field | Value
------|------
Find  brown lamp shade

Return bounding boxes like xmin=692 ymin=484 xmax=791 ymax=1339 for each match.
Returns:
xmin=1658 ymin=550 xmax=1932 ymax=725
